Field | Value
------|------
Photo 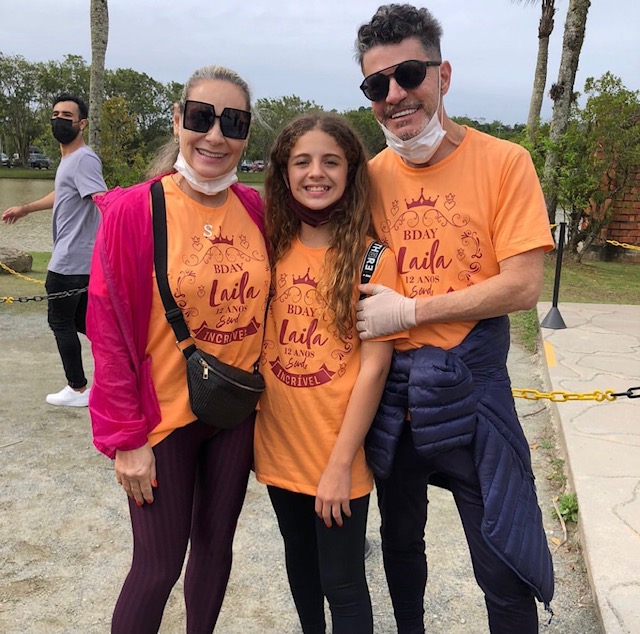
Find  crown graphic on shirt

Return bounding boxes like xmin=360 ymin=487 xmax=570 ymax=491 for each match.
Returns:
xmin=405 ymin=188 xmax=439 ymax=210
xmin=208 ymin=230 xmax=233 ymax=246
xmin=292 ymin=268 xmax=318 ymax=287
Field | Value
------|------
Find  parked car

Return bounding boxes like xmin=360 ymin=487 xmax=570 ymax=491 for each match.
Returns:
xmin=251 ymin=160 xmax=265 ymax=172
xmin=0 ymin=152 xmax=10 ymax=168
xmin=239 ymin=159 xmax=253 ymax=172
xmin=28 ymin=153 xmax=52 ymax=169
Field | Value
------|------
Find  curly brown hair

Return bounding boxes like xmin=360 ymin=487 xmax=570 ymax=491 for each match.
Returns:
xmin=265 ymin=112 xmax=375 ymax=341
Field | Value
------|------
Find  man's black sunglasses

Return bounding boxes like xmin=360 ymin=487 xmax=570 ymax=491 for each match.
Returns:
xmin=359 ymin=59 xmax=441 ymax=102
xmin=183 ymin=100 xmax=252 ymax=140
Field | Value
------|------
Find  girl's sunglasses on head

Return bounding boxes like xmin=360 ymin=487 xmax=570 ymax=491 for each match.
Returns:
xmin=360 ymin=59 xmax=441 ymax=102
xmin=183 ymin=100 xmax=251 ymax=139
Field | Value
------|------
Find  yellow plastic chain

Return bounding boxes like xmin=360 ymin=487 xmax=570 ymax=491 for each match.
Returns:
xmin=0 ymin=262 xmax=45 ymax=285
xmin=512 ymin=388 xmax=616 ymax=402
xmin=606 ymin=240 xmax=640 ymax=252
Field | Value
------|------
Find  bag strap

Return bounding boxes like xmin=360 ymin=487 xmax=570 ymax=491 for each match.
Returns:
xmin=359 ymin=241 xmax=387 ymax=300
xmin=151 ymin=180 xmax=196 ymax=358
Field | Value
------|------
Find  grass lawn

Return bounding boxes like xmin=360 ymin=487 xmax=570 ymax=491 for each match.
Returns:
xmin=0 ymin=168 xmax=55 ymax=180
xmin=0 ymin=252 xmax=50 ymax=315
xmin=511 ymin=252 xmax=640 ymax=350
xmin=238 ymin=172 xmax=265 ymax=186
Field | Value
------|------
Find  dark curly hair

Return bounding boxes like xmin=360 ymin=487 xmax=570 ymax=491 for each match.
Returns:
xmin=355 ymin=3 xmax=443 ymax=67
xmin=265 ymin=112 xmax=375 ymax=341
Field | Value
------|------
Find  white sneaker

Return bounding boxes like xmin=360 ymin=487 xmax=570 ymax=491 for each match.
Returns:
xmin=45 ymin=385 xmax=90 ymax=407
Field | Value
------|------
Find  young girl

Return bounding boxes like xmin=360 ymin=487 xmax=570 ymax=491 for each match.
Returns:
xmin=254 ymin=113 xmax=403 ymax=634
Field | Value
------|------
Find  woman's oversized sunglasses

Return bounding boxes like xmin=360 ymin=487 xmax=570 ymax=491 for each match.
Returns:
xmin=359 ymin=59 xmax=441 ymax=102
xmin=183 ymin=100 xmax=252 ymax=140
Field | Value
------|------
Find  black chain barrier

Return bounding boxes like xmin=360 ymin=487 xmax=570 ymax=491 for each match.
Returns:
xmin=0 ymin=286 xmax=88 ymax=304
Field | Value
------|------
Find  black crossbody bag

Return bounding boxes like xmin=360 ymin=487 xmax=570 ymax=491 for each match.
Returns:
xmin=151 ymin=181 xmax=265 ymax=429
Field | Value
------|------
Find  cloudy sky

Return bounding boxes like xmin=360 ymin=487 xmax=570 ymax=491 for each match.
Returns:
xmin=1 ymin=0 xmax=638 ymax=125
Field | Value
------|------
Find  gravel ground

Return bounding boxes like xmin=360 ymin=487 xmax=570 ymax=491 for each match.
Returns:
xmin=0 ymin=209 xmax=603 ymax=633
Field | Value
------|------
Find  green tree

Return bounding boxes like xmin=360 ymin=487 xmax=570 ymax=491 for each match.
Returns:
xmin=342 ymin=106 xmax=385 ymax=158
xmin=248 ymin=95 xmax=322 ymax=161
xmin=0 ymin=53 xmax=44 ymax=162
xmin=37 ymin=54 xmax=91 ymax=107
xmin=513 ymin=0 xmax=557 ymax=141
xmin=100 ymin=95 xmax=146 ymax=187
xmin=556 ymin=73 xmax=640 ymax=259
xmin=89 ymin=0 xmax=109 ymax=154
xmin=105 ymin=68 xmax=175 ymax=154
xmin=542 ymin=0 xmax=591 ymax=223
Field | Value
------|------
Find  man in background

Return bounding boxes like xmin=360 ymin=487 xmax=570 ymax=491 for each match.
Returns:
xmin=2 ymin=93 xmax=106 ymax=407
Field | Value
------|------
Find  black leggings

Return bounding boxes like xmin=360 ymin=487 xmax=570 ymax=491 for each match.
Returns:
xmin=268 ymin=487 xmax=373 ymax=634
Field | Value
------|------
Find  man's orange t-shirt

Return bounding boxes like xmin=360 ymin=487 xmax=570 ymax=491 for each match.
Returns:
xmin=146 ymin=176 xmax=270 ymax=446
xmin=254 ymin=238 xmax=401 ymax=498
xmin=369 ymin=127 xmax=555 ymax=351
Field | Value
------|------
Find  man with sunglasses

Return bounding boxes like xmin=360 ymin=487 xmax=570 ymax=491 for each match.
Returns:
xmin=354 ymin=5 xmax=555 ymax=633
xmin=2 ymin=93 xmax=106 ymax=407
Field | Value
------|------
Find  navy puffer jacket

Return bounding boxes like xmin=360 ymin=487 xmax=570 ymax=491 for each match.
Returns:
xmin=366 ymin=316 xmax=554 ymax=606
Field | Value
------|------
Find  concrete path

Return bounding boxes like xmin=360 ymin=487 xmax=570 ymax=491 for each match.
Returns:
xmin=538 ymin=302 xmax=640 ymax=634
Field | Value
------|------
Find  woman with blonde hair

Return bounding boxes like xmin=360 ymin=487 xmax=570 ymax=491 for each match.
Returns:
xmin=87 ymin=65 xmax=269 ymax=633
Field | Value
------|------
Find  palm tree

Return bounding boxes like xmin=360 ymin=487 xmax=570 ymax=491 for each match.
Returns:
xmin=514 ymin=0 xmax=556 ymax=141
xmin=89 ymin=0 xmax=109 ymax=154
xmin=542 ymin=0 xmax=591 ymax=223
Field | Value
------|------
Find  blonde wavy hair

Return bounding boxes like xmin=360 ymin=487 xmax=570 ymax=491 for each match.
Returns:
xmin=265 ymin=112 xmax=375 ymax=340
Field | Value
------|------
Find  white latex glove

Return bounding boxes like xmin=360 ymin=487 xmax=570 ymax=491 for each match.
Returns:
xmin=356 ymin=284 xmax=417 ymax=339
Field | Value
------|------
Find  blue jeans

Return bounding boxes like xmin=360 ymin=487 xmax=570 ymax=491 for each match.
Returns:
xmin=45 ymin=270 xmax=89 ymax=388
xmin=376 ymin=424 xmax=538 ymax=634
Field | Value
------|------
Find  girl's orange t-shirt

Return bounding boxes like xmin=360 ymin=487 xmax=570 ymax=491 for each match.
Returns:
xmin=254 ymin=237 xmax=402 ymax=498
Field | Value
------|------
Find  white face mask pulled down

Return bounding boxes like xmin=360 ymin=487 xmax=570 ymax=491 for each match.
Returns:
xmin=379 ymin=76 xmax=446 ymax=165
xmin=173 ymin=152 xmax=238 ymax=196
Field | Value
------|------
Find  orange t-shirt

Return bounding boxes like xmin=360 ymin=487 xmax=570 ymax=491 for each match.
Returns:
xmin=254 ymin=238 xmax=402 ymax=498
xmin=146 ymin=176 xmax=270 ymax=446
xmin=369 ymin=127 xmax=555 ymax=351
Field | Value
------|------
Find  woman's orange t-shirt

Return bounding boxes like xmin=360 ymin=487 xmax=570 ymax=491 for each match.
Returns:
xmin=145 ymin=176 xmax=270 ymax=446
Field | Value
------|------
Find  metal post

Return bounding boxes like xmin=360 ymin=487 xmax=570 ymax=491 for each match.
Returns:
xmin=541 ymin=222 xmax=567 ymax=329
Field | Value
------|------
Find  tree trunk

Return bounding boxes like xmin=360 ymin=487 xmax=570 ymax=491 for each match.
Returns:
xmin=542 ymin=0 xmax=590 ymax=223
xmin=526 ymin=0 xmax=555 ymax=141
xmin=89 ymin=0 xmax=109 ymax=154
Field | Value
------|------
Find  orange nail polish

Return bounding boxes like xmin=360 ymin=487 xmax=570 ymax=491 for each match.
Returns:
xmin=152 ymin=479 xmax=158 ymax=487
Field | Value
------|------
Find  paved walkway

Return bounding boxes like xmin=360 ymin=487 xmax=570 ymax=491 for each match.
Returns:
xmin=537 ymin=302 xmax=640 ymax=634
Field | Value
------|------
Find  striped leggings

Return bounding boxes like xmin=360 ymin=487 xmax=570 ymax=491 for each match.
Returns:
xmin=111 ymin=415 xmax=254 ymax=634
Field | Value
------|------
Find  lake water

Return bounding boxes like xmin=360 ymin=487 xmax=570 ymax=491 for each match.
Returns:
xmin=0 ymin=178 xmax=265 ymax=254
xmin=0 ymin=178 xmax=54 ymax=252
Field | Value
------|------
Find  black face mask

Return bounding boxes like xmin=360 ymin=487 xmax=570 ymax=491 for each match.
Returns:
xmin=51 ymin=117 xmax=80 ymax=145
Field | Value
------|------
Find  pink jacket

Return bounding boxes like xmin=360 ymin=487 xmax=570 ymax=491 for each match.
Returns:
xmin=87 ymin=176 xmax=264 ymax=458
